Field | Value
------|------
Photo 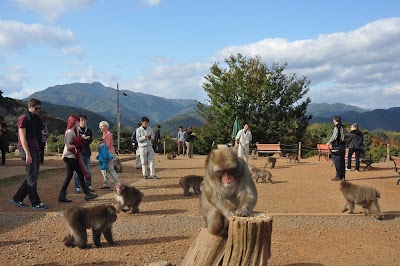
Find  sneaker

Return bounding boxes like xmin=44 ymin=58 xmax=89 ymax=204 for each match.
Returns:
xmin=32 ymin=202 xmax=49 ymax=210
xmin=99 ymin=185 xmax=111 ymax=189
xmin=75 ymin=187 xmax=81 ymax=193
xmin=10 ymin=199 xmax=28 ymax=208
xmin=88 ymin=186 xmax=95 ymax=192
xmin=151 ymin=175 xmax=161 ymax=179
xmin=346 ymin=168 xmax=351 ymax=171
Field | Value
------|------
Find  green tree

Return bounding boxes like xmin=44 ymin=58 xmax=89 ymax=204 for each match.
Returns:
xmin=196 ymin=54 xmax=312 ymax=149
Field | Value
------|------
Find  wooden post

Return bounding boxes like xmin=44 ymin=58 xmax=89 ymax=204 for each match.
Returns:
xmin=387 ymin=143 xmax=390 ymax=162
xmin=298 ymin=142 xmax=302 ymax=159
xmin=163 ymin=141 xmax=166 ymax=155
xmin=182 ymin=213 xmax=273 ymax=266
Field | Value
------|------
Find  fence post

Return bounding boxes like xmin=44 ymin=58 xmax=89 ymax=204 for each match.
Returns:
xmin=298 ymin=142 xmax=302 ymax=158
xmin=163 ymin=141 xmax=166 ymax=155
xmin=387 ymin=143 xmax=390 ymax=161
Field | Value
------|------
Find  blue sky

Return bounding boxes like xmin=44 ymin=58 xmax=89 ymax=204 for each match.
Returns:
xmin=1 ymin=0 xmax=400 ymax=109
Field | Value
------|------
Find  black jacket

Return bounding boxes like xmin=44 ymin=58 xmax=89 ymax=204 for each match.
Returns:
xmin=77 ymin=126 xmax=93 ymax=157
xmin=347 ymin=129 xmax=364 ymax=150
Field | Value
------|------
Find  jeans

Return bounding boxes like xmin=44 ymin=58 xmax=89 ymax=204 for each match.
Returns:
xmin=73 ymin=155 xmax=92 ymax=188
xmin=100 ymin=159 xmax=119 ymax=186
xmin=332 ymin=145 xmax=346 ymax=179
xmin=13 ymin=149 xmax=42 ymax=206
xmin=61 ymin=157 xmax=89 ymax=194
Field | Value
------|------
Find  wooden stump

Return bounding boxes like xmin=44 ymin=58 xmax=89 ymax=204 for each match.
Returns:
xmin=182 ymin=213 xmax=273 ymax=266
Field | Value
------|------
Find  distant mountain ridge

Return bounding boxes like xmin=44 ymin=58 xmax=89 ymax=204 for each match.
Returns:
xmin=24 ymin=82 xmax=400 ymax=132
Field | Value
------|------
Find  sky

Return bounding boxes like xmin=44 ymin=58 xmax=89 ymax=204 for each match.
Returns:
xmin=1 ymin=0 xmax=400 ymax=109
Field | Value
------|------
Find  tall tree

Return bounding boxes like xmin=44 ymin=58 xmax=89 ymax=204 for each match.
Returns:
xmin=197 ymin=54 xmax=312 ymax=147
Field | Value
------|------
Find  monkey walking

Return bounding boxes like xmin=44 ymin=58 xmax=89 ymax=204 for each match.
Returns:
xmin=286 ymin=152 xmax=300 ymax=163
xmin=251 ymin=168 xmax=273 ymax=184
xmin=166 ymin=152 xmax=177 ymax=160
xmin=114 ymin=183 xmax=144 ymax=214
xmin=264 ymin=156 xmax=277 ymax=169
xmin=113 ymin=157 xmax=123 ymax=173
xmin=200 ymin=147 xmax=257 ymax=235
xmin=179 ymin=175 xmax=204 ymax=196
xmin=340 ymin=181 xmax=383 ymax=220
xmin=62 ymin=205 xmax=117 ymax=249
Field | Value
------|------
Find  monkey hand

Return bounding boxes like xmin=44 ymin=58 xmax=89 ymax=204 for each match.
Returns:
xmin=233 ymin=207 xmax=251 ymax=217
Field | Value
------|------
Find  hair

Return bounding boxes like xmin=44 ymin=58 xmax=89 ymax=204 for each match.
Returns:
xmin=243 ymin=122 xmax=249 ymax=126
xmin=352 ymin=123 xmax=359 ymax=129
xmin=136 ymin=122 xmax=142 ymax=127
xmin=28 ymin=98 xmax=41 ymax=107
xmin=142 ymin=116 xmax=149 ymax=122
xmin=99 ymin=121 xmax=109 ymax=129
xmin=179 ymin=126 xmax=183 ymax=129
xmin=78 ymin=114 xmax=87 ymax=120
xmin=333 ymin=116 xmax=342 ymax=123
xmin=157 ymin=124 xmax=161 ymax=128
xmin=66 ymin=115 xmax=80 ymax=134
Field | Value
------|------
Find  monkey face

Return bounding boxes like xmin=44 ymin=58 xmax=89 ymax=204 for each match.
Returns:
xmin=107 ymin=206 xmax=118 ymax=222
xmin=115 ymin=184 xmax=124 ymax=195
xmin=206 ymin=148 xmax=242 ymax=188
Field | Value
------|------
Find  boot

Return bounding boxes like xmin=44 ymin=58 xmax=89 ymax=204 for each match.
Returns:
xmin=58 ymin=191 xmax=72 ymax=203
xmin=84 ymin=192 xmax=98 ymax=201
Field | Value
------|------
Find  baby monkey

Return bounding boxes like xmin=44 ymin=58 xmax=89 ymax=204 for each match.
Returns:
xmin=251 ymin=168 xmax=273 ymax=184
xmin=179 ymin=175 xmax=204 ymax=196
xmin=264 ymin=156 xmax=276 ymax=169
xmin=114 ymin=183 xmax=144 ymax=214
xmin=286 ymin=152 xmax=300 ymax=163
xmin=166 ymin=151 xmax=177 ymax=160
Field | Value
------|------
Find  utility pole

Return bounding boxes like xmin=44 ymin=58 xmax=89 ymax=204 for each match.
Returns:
xmin=117 ymin=83 xmax=120 ymax=152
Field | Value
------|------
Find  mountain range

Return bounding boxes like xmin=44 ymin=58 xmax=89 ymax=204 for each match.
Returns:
xmin=24 ymin=82 xmax=399 ymax=133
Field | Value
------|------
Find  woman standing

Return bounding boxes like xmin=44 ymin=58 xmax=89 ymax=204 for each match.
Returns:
xmin=185 ymin=127 xmax=195 ymax=159
xmin=98 ymin=121 xmax=120 ymax=189
xmin=58 ymin=115 xmax=97 ymax=202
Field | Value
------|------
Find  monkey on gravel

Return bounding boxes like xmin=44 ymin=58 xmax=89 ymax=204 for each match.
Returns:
xmin=63 ymin=205 xmax=117 ymax=249
xmin=340 ymin=181 xmax=383 ymax=220
xmin=286 ymin=152 xmax=300 ymax=163
xmin=179 ymin=175 xmax=204 ymax=196
xmin=166 ymin=152 xmax=176 ymax=160
xmin=113 ymin=157 xmax=123 ymax=173
xmin=114 ymin=183 xmax=144 ymax=214
xmin=264 ymin=156 xmax=276 ymax=169
xmin=200 ymin=147 xmax=257 ymax=235
xmin=251 ymin=168 xmax=273 ymax=184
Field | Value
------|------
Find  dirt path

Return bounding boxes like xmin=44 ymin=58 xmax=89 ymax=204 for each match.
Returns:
xmin=0 ymin=153 xmax=399 ymax=265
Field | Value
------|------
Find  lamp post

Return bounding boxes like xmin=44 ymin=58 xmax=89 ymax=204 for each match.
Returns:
xmin=117 ymin=83 xmax=120 ymax=152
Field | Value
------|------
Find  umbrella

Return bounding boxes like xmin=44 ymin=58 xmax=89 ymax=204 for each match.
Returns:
xmin=232 ymin=117 xmax=241 ymax=140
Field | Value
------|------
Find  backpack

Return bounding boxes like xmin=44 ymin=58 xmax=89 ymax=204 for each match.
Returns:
xmin=340 ymin=126 xmax=348 ymax=143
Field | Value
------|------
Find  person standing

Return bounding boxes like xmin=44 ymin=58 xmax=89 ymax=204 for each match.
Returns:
xmin=185 ymin=127 xmax=195 ymax=159
xmin=73 ymin=115 xmax=94 ymax=193
xmin=58 ymin=115 xmax=97 ymax=202
xmin=10 ymin=98 xmax=49 ymax=210
xmin=40 ymin=124 xmax=49 ymax=164
xmin=177 ymin=126 xmax=186 ymax=155
xmin=346 ymin=123 xmax=364 ymax=172
xmin=131 ymin=122 xmax=142 ymax=169
xmin=154 ymin=124 xmax=162 ymax=155
xmin=0 ymin=116 xmax=7 ymax=166
xmin=98 ymin=121 xmax=120 ymax=189
xmin=235 ymin=122 xmax=252 ymax=163
xmin=137 ymin=116 xmax=159 ymax=179
xmin=327 ymin=116 xmax=346 ymax=181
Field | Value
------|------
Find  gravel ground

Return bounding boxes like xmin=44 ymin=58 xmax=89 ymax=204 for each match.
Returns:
xmin=0 ymin=153 xmax=399 ymax=265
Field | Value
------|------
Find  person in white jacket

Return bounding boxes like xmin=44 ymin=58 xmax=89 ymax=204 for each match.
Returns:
xmin=136 ymin=116 xmax=159 ymax=179
xmin=235 ymin=122 xmax=252 ymax=163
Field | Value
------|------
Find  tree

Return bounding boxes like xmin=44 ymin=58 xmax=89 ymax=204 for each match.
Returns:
xmin=197 ymin=54 xmax=312 ymax=147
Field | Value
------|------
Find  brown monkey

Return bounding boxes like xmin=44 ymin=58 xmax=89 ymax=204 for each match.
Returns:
xmin=264 ymin=156 xmax=277 ymax=169
xmin=179 ymin=175 xmax=204 ymax=196
xmin=286 ymin=152 xmax=300 ymax=163
xmin=251 ymin=149 xmax=258 ymax=160
xmin=63 ymin=205 xmax=117 ymax=249
xmin=114 ymin=183 xmax=144 ymax=213
xmin=200 ymin=147 xmax=257 ymax=235
xmin=247 ymin=164 xmax=256 ymax=172
xmin=113 ymin=157 xmax=123 ymax=173
xmin=340 ymin=181 xmax=383 ymax=220
xmin=166 ymin=151 xmax=176 ymax=160
xmin=251 ymin=168 xmax=273 ymax=184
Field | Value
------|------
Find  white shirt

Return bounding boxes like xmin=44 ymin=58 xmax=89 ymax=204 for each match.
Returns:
xmin=235 ymin=129 xmax=252 ymax=146
xmin=136 ymin=126 xmax=153 ymax=148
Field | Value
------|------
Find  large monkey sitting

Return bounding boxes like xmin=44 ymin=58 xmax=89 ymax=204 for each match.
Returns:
xmin=200 ymin=147 xmax=257 ymax=235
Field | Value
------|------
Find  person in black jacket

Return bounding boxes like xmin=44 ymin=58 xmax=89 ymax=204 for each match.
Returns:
xmin=346 ymin=123 xmax=364 ymax=172
xmin=327 ymin=116 xmax=346 ymax=181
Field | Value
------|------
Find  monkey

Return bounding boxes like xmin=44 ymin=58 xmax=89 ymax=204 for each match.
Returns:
xmin=264 ymin=156 xmax=277 ymax=169
xmin=113 ymin=157 xmax=123 ymax=173
xmin=340 ymin=181 xmax=383 ymax=220
xmin=251 ymin=168 xmax=273 ymax=184
xmin=179 ymin=175 xmax=204 ymax=196
xmin=62 ymin=205 xmax=117 ymax=249
xmin=251 ymin=149 xmax=258 ymax=160
xmin=286 ymin=152 xmax=300 ymax=163
xmin=247 ymin=164 xmax=256 ymax=172
xmin=114 ymin=183 xmax=144 ymax=214
xmin=200 ymin=147 xmax=257 ymax=235
xmin=166 ymin=151 xmax=177 ymax=160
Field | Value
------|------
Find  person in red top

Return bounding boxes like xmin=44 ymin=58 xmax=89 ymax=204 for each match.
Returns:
xmin=11 ymin=98 xmax=49 ymax=210
xmin=98 ymin=120 xmax=120 ymax=189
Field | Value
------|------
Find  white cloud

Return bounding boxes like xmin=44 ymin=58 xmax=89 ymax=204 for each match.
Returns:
xmin=11 ymin=0 xmax=95 ymax=22
xmin=143 ymin=0 xmax=162 ymax=7
xmin=0 ymin=65 xmax=29 ymax=98
xmin=0 ymin=20 xmax=76 ymax=53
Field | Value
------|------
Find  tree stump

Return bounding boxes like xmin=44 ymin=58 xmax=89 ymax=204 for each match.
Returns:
xmin=182 ymin=213 xmax=273 ymax=266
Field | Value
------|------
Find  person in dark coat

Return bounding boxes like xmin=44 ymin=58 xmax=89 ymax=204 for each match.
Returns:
xmin=346 ymin=123 xmax=364 ymax=172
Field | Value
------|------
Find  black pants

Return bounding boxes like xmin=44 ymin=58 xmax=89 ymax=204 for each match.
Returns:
xmin=40 ymin=142 xmax=46 ymax=163
xmin=332 ymin=145 xmax=346 ymax=179
xmin=0 ymin=137 xmax=6 ymax=165
xmin=13 ymin=149 xmax=42 ymax=206
xmin=61 ymin=157 xmax=88 ymax=194
xmin=347 ymin=149 xmax=361 ymax=171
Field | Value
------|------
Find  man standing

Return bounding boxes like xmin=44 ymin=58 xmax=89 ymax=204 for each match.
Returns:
xmin=11 ymin=98 xmax=49 ymax=210
xmin=137 ymin=116 xmax=159 ymax=179
xmin=131 ymin=122 xmax=142 ymax=169
xmin=235 ymin=122 xmax=252 ymax=163
xmin=177 ymin=126 xmax=186 ymax=155
xmin=327 ymin=116 xmax=346 ymax=181
xmin=154 ymin=124 xmax=162 ymax=155
xmin=0 ymin=116 xmax=7 ymax=166
xmin=73 ymin=115 xmax=94 ymax=193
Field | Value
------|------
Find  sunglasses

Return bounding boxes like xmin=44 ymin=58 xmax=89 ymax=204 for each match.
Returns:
xmin=33 ymin=106 xmax=41 ymax=110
